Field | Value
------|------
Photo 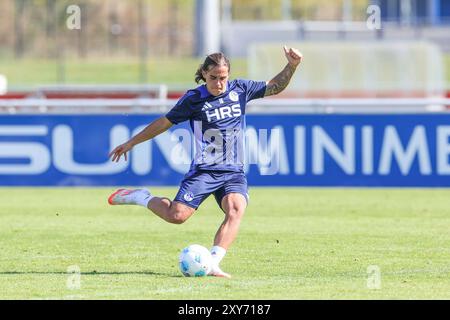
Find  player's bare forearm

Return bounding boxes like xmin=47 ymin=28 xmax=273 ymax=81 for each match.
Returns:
xmin=129 ymin=116 xmax=173 ymax=146
xmin=265 ymin=46 xmax=303 ymax=97
xmin=264 ymin=63 xmax=297 ymax=97
xmin=110 ymin=116 xmax=172 ymax=162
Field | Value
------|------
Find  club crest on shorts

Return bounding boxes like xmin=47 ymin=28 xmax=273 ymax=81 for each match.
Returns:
xmin=183 ymin=192 xmax=194 ymax=202
xmin=228 ymin=91 xmax=239 ymax=102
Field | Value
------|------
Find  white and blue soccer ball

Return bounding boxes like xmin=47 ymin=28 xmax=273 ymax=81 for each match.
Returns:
xmin=179 ymin=244 xmax=212 ymax=277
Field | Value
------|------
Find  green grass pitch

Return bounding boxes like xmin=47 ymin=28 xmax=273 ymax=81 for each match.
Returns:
xmin=1 ymin=187 xmax=449 ymax=299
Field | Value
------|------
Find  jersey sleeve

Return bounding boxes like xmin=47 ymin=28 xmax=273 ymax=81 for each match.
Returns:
xmin=165 ymin=91 xmax=197 ymax=125
xmin=240 ymin=79 xmax=267 ymax=102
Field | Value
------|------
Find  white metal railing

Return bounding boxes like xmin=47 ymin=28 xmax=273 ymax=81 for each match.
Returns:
xmin=0 ymin=98 xmax=176 ymax=114
xmin=25 ymin=84 xmax=168 ymax=100
xmin=0 ymin=98 xmax=449 ymax=114
xmin=247 ymin=98 xmax=450 ymax=113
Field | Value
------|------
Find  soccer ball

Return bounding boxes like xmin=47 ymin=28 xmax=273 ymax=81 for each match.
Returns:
xmin=179 ymin=244 xmax=212 ymax=277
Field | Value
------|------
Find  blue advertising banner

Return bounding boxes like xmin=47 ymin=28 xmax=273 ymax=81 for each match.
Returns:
xmin=0 ymin=114 xmax=449 ymax=186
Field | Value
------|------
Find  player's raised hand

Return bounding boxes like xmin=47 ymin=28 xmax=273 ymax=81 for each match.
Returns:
xmin=109 ymin=142 xmax=133 ymax=162
xmin=283 ymin=45 xmax=303 ymax=68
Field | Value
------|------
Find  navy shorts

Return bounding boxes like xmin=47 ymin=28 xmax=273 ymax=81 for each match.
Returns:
xmin=174 ymin=170 xmax=248 ymax=210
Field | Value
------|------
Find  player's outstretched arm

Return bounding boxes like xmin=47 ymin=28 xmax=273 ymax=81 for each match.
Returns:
xmin=109 ymin=116 xmax=173 ymax=162
xmin=265 ymin=46 xmax=303 ymax=97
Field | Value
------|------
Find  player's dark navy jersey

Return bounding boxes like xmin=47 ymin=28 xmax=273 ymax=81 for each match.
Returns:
xmin=166 ymin=79 xmax=266 ymax=172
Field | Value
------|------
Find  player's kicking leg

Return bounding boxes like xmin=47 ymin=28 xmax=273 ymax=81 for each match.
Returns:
xmin=108 ymin=188 xmax=195 ymax=224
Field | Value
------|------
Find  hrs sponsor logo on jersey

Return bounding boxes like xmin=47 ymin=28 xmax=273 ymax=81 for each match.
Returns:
xmin=204 ymin=104 xmax=241 ymax=122
xmin=202 ymin=91 xmax=241 ymax=122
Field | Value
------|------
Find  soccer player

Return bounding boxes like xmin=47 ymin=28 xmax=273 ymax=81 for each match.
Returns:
xmin=108 ymin=46 xmax=302 ymax=278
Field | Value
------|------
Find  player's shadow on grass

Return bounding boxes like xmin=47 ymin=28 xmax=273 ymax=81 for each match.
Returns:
xmin=0 ymin=270 xmax=180 ymax=277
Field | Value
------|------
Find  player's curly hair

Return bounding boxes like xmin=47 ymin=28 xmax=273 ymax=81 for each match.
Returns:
xmin=195 ymin=53 xmax=230 ymax=84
